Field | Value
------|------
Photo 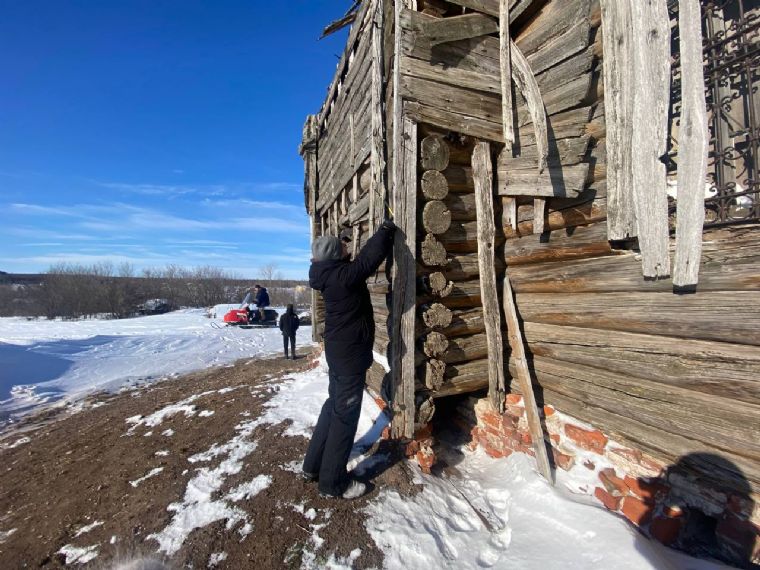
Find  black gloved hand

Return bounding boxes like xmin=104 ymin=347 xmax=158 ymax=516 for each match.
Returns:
xmin=381 ymin=218 xmax=397 ymax=232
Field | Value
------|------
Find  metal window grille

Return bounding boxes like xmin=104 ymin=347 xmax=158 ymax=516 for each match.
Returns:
xmin=669 ymin=0 xmax=759 ymax=228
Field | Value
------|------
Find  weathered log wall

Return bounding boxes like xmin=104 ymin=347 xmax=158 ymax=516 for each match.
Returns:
xmin=304 ymin=0 xmax=760 ymax=497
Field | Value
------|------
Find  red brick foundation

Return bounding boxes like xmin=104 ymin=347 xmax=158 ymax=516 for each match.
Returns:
xmin=466 ymin=395 xmax=760 ymax=567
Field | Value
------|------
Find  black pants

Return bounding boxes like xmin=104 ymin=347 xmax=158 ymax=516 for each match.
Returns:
xmin=283 ymin=334 xmax=296 ymax=357
xmin=303 ymin=369 xmax=365 ymax=496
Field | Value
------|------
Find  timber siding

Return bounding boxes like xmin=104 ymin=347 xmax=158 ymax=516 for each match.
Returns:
xmin=303 ymin=1 xmax=760 ymax=564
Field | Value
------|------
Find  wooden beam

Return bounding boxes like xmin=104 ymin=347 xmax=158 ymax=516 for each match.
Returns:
xmin=472 ymin=142 xmax=507 ymax=413
xmin=601 ymin=0 xmax=637 ymax=240
xmin=390 ymin=115 xmax=418 ymax=439
xmin=391 ymin=1 xmax=418 ymax=439
xmin=420 ymin=12 xmax=498 ymax=46
xmin=673 ymin=0 xmax=708 ymax=288
xmin=516 ymin=290 xmax=760 ymax=347
xmin=370 ymin=0 xmax=388 ymax=234
xmin=532 ymin=198 xmax=545 ymax=234
xmin=631 ymin=0 xmax=671 ymax=278
xmin=321 ymin=10 xmax=359 ymax=39
xmin=302 ymin=115 xmax=321 ymax=342
xmin=499 ymin=0 xmax=515 ymax=149
xmin=502 ymin=196 xmax=517 ymax=230
xmin=496 ymin=163 xmax=589 ymax=197
xmin=444 ymin=0 xmax=534 ymax=21
xmin=503 ymin=274 xmax=554 ymax=483
xmin=510 ymin=39 xmax=548 ymax=172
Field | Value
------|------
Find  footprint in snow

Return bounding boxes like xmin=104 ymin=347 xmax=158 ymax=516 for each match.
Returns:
xmin=476 ymin=527 xmax=512 ymax=568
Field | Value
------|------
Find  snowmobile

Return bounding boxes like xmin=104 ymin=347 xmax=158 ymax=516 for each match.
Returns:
xmin=218 ymin=292 xmax=278 ymax=329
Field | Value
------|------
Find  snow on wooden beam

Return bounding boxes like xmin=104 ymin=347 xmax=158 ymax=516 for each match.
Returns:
xmin=673 ymin=0 xmax=708 ymax=288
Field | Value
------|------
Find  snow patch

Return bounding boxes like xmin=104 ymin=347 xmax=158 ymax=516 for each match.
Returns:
xmin=58 ymin=544 xmax=99 ymax=564
xmin=226 ymin=475 xmax=272 ymax=502
xmin=148 ymin=418 xmax=262 ymax=555
xmin=0 ymin=528 xmax=17 ymax=543
xmin=129 ymin=467 xmax=164 ymax=488
xmin=208 ymin=552 xmax=228 ymax=567
xmin=2 ymin=436 xmax=30 ymax=449
xmin=199 ymin=410 xmax=215 ymax=417
xmin=74 ymin=520 xmax=103 ymax=537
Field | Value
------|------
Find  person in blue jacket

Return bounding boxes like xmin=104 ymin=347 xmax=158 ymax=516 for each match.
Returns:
xmin=302 ymin=220 xmax=396 ymax=500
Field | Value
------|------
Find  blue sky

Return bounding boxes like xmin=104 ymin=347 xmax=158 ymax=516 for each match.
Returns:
xmin=0 ymin=1 xmax=350 ymax=279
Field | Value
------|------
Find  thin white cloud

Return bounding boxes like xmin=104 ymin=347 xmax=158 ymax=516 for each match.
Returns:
xmin=8 ymin=202 xmax=308 ymax=235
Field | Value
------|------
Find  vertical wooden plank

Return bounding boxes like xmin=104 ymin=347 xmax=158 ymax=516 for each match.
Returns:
xmin=301 ymin=115 xmax=321 ymax=342
xmin=503 ymin=274 xmax=554 ymax=484
xmin=673 ymin=0 xmax=708 ymax=287
xmin=631 ymin=0 xmax=671 ymax=278
xmin=472 ymin=142 xmax=506 ymax=413
xmin=370 ymin=0 xmax=388 ymax=234
xmin=533 ymin=198 xmax=545 ymax=234
xmin=390 ymin=115 xmax=418 ymax=439
xmin=502 ymin=196 xmax=517 ymax=230
xmin=601 ymin=0 xmax=638 ymax=240
xmin=499 ymin=0 xmax=514 ymax=150
xmin=390 ymin=0 xmax=416 ymax=439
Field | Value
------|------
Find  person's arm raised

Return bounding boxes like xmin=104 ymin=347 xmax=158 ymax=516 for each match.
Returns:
xmin=337 ymin=220 xmax=396 ymax=287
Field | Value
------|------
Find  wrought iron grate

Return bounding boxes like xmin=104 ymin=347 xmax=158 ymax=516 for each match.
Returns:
xmin=668 ymin=0 xmax=759 ymax=228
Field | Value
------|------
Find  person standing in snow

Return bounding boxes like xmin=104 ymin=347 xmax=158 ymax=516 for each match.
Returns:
xmin=303 ymin=220 xmax=396 ymax=500
xmin=253 ymin=284 xmax=270 ymax=321
xmin=279 ymin=304 xmax=300 ymax=360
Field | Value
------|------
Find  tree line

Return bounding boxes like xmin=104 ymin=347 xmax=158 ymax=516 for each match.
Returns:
xmin=0 ymin=262 xmax=308 ymax=319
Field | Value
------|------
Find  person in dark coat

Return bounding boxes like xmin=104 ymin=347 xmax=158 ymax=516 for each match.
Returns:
xmin=253 ymin=284 xmax=270 ymax=321
xmin=279 ymin=304 xmax=300 ymax=359
xmin=303 ymin=220 xmax=396 ymax=499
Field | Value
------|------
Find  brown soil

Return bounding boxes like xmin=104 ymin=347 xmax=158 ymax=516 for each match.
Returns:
xmin=0 ymin=352 xmax=419 ymax=569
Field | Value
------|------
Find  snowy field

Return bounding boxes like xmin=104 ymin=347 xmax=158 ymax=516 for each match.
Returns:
xmin=0 ymin=311 xmax=729 ymax=568
xmin=0 ymin=306 xmax=312 ymax=429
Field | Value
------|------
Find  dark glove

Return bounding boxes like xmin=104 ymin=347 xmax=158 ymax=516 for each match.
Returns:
xmin=381 ymin=218 xmax=397 ymax=232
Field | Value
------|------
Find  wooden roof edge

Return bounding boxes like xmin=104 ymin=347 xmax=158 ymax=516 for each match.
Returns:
xmin=316 ymin=0 xmax=374 ymax=128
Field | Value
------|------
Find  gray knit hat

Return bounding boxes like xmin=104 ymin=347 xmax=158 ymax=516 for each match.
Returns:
xmin=312 ymin=235 xmax=343 ymax=262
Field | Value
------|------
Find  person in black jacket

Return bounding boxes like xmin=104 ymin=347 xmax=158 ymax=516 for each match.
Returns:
xmin=279 ymin=304 xmax=300 ymax=359
xmin=302 ymin=220 xmax=396 ymax=499
xmin=253 ymin=284 xmax=270 ymax=321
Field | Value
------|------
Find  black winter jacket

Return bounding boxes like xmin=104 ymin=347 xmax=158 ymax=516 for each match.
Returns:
xmin=255 ymin=288 xmax=270 ymax=308
xmin=309 ymin=224 xmax=395 ymax=375
xmin=279 ymin=313 xmax=300 ymax=337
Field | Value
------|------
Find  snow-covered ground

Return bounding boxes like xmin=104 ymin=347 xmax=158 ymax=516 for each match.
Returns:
xmin=0 ymin=313 xmax=728 ymax=568
xmin=0 ymin=306 xmax=311 ymax=429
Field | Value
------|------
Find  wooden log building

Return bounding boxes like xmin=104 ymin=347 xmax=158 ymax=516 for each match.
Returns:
xmin=300 ymin=0 xmax=759 ymax=564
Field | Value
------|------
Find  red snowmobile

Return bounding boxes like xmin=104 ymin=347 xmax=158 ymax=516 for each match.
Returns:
xmin=221 ymin=292 xmax=278 ymax=328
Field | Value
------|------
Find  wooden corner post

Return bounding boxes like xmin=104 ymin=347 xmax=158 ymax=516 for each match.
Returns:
xmin=300 ymin=114 xmax=321 ymax=342
xmin=389 ymin=0 xmax=416 ymax=439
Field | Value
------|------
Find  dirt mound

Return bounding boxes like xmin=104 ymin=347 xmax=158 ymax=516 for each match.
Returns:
xmin=0 ymin=354 xmax=417 ymax=568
